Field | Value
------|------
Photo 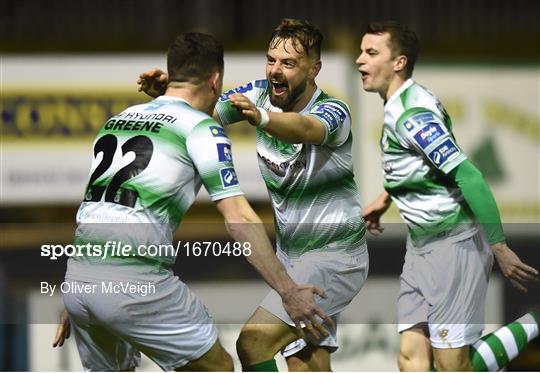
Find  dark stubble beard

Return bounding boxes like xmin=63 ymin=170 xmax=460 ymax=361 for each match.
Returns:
xmin=269 ymin=79 xmax=307 ymax=112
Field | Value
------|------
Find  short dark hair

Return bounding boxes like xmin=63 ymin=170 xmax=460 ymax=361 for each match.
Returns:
xmin=366 ymin=21 xmax=419 ymax=77
xmin=167 ymin=32 xmax=224 ymax=84
xmin=269 ymin=18 xmax=323 ymax=59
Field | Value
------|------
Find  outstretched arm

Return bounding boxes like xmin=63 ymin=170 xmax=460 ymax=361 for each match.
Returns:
xmin=228 ymin=93 xmax=326 ymax=144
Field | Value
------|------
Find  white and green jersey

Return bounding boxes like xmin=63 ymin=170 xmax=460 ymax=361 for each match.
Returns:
xmin=67 ymin=96 xmax=243 ymax=281
xmin=216 ymin=80 xmax=365 ymax=258
xmin=382 ymin=79 xmax=476 ymax=251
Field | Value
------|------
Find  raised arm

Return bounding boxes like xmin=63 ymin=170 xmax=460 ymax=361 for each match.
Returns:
xmin=228 ymin=93 xmax=324 ymax=144
xmin=227 ymin=92 xmax=351 ymax=146
xmin=137 ymin=68 xmax=168 ymax=98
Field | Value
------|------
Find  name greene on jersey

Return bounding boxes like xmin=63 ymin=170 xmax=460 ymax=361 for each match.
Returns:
xmin=103 ymin=111 xmax=178 ymax=133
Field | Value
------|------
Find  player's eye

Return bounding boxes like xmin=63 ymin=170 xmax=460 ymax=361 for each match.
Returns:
xmin=283 ymin=61 xmax=295 ymax=68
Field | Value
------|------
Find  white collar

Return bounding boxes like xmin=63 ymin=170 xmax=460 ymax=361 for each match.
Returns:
xmin=299 ymin=87 xmax=322 ymax=114
xmin=384 ymin=78 xmax=414 ymax=108
xmin=156 ymin=95 xmax=192 ymax=106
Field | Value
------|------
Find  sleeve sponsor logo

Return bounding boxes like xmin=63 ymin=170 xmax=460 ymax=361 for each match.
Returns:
xmin=219 ymin=167 xmax=239 ymax=188
xmin=209 ymin=126 xmax=226 ymax=138
xmin=413 ymin=123 xmax=445 ymax=149
xmin=311 ymin=104 xmax=347 ymax=133
xmin=412 ymin=112 xmax=435 ymax=124
xmin=428 ymin=139 xmax=460 ymax=166
xmin=254 ymin=79 xmax=268 ymax=89
xmin=216 ymin=143 xmax=232 ymax=162
xmin=219 ymin=82 xmax=254 ymax=102
xmin=404 ymin=112 xmax=435 ymax=132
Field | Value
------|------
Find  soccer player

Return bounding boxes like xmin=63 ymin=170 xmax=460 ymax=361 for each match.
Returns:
xmin=139 ymin=19 xmax=368 ymax=372
xmin=51 ymin=32 xmax=331 ymax=371
xmin=355 ymin=21 xmax=539 ymax=371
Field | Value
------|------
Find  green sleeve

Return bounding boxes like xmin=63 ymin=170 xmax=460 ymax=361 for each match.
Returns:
xmin=448 ymin=159 xmax=505 ymax=245
xmin=215 ymin=99 xmax=245 ymax=125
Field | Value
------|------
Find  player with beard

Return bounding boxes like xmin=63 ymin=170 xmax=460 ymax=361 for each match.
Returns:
xmin=139 ymin=19 xmax=368 ymax=371
xmin=51 ymin=32 xmax=333 ymax=372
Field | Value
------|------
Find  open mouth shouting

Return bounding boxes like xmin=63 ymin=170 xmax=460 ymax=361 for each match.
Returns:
xmin=358 ymin=69 xmax=369 ymax=82
xmin=270 ymin=79 xmax=289 ymax=96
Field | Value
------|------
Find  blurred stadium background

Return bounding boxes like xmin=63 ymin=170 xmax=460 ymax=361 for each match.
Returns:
xmin=1 ymin=0 xmax=539 ymax=370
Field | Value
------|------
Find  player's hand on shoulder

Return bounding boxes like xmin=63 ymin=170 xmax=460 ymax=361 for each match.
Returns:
xmin=52 ymin=308 xmax=71 ymax=348
xmin=228 ymin=93 xmax=260 ymax=126
xmin=492 ymin=242 xmax=539 ymax=292
xmin=281 ymin=284 xmax=335 ymax=340
xmin=137 ymin=67 xmax=168 ymax=98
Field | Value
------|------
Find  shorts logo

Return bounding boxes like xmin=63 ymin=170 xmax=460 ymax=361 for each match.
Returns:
xmin=413 ymin=123 xmax=444 ymax=149
xmin=438 ymin=329 xmax=449 ymax=340
xmin=216 ymin=143 xmax=232 ymax=162
xmin=312 ymin=104 xmax=347 ymax=133
xmin=209 ymin=126 xmax=226 ymax=138
xmin=428 ymin=139 xmax=459 ymax=166
xmin=219 ymin=167 xmax=239 ymax=188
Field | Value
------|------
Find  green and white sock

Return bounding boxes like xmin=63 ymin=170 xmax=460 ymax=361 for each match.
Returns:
xmin=244 ymin=358 xmax=278 ymax=372
xmin=470 ymin=310 xmax=540 ymax=371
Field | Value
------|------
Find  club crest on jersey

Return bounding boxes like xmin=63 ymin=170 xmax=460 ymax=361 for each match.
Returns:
xmin=403 ymin=121 xmax=415 ymax=132
xmin=428 ymin=139 xmax=459 ymax=166
xmin=312 ymin=104 xmax=346 ymax=133
xmin=216 ymin=143 xmax=232 ymax=162
xmin=219 ymin=167 xmax=239 ymax=188
xmin=413 ymin=123 xmax=445 ymax=149
xmin=209 ymin=126 xmax=226 ymax=138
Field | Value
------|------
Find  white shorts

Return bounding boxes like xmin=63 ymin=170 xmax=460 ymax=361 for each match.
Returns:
xmin=260 ymin=246 xmax=369 ymax=357
xmin=63 ymin=274 xmax=218 ymax=371
xmin=397 ymin=229 xmax=494 ymax=349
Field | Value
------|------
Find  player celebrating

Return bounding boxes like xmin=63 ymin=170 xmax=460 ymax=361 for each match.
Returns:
xmin=52 ymin=32 xmax=331 ymax=371
xmin=139 ymin=19 xmax=368 ymax=371
xmin=356 ymin=21 xmax=539 ymax=371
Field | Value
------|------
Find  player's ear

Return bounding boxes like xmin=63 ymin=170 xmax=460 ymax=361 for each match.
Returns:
xmin=309 ymin=60 xmax=322 ymax=80
xmin=393 ymin=55 xmax=408 ymax=74
xmin=209 ymin=70 xmax=222 ymax=95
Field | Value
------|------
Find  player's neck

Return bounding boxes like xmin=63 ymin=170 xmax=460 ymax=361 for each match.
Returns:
xmin=290 ymin=81 xmax=318 ymax=113
xmin=165 ymin=85 xmax=214 ymax=115
xmin=383 ymin=75 xmax=408 ymax=101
